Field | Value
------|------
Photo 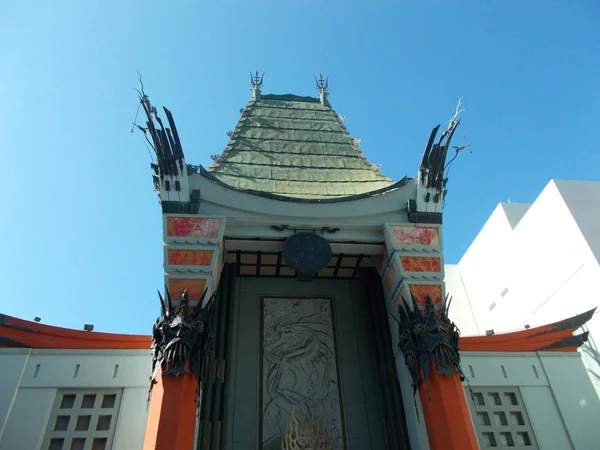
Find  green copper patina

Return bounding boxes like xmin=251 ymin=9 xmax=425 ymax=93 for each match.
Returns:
xmin=206 ymin=93 xmax=395 ymax=199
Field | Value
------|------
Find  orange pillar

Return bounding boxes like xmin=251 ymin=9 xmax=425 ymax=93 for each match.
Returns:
xmin=143 ymin=362 xmax=198 ymax=450
xmin=418 ymin=360 xmax=478 ymax=450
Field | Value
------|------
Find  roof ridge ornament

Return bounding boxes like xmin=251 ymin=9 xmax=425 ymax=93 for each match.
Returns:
xmin=418 ymin=97 xmax=468 ymax=202
xmin=133 ymin=73 xmax=185 ymax=181
xmin=314 ymin=74 xmax=329 ymax=106
xmin=250 ymin=70 xmax=264 ymax=101
xmin=448 ymin=97 xmax=465 ymax=131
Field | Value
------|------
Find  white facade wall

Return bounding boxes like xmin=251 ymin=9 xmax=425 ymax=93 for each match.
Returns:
xmin=0 ymin=348 xmax=151 ymax=450
xmin=449 ymin=180 xmax=600 ymax=396
xmin=444 ymin=264 xmax=479 ymax=336
xmin=1 ymin=336 xmax=597 ymax=449
xmin=462 ymin=351 xmax=600 ymax=450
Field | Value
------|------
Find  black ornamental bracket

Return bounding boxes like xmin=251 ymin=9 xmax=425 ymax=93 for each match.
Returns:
xmin=391 ymin=294 xmax=463 ymax=399
xmin=149 ymin=287 xmax=217 ymax=405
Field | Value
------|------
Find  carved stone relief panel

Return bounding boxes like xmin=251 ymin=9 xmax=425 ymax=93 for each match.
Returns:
xmin=261 ymin=298 xmax=344 ymax=450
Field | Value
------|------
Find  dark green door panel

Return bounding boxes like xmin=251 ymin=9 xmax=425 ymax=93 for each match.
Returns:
xmin=224 ymin=277 xmax=391 ymax=449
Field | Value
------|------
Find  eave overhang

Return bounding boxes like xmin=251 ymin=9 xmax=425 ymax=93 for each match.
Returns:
xmin=193 ymin=167 xmax=417 ymax=221
xmin=460 ymin=308 xmax=595 ymax=353
xmin=1 ymin=309 xmax=592 ymax=353
xmin=0 ymin=313 xmax=151 ymax=350
xmin=185 ymin=169 xmax=418 ymax=255
xmin=199 ymin=165 xmax=411 ymax=204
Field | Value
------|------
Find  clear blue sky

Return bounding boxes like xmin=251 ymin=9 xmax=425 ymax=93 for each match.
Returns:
xmin=1 ymin=1 xmax=598 ymax=334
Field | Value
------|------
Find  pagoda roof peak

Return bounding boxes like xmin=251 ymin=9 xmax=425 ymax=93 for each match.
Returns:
xmin=205 ymin=89 xmax=398 ymax=200
xmin=260 ymin=93 xmax=321 ymax=104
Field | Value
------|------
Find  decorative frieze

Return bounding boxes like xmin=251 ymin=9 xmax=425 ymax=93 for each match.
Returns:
xmin=381 ymin=223 xmax=445 ymax=313
xmin=165 ymin=247 xmax=221 ymax=281
xmin=385 ymin=224 xmax=441 ymax=251
xmin=165 ymin=216 xmax=223 ymax=240
xmin=167 ymin=277 xmax=209 ymax=304
xmin=400 ymin=256 xmax=441 ymax=273
xmin=167 ymin=249 xmax=214 ymax=267
xmin=408 ymin=283 xmax=443 ymax=307
xmin=163 ymin=215 xmax=226 ymax=306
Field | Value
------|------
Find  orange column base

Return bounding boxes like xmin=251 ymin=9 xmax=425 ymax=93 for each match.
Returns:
xmin=143 ymin=366 xmax=198 ymax=450
xmin=418 ymin=361 xmax=478 ymax=450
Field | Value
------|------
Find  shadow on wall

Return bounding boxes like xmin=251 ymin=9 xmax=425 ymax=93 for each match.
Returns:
xmin=582 ymin=343 xmax=600 ymax=383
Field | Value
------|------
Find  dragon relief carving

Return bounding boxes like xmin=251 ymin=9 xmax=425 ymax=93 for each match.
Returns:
xmin=261 ymin=298 xmax=344 ymax=449
xmin=149 ymin=287 xmax=215 ymax=394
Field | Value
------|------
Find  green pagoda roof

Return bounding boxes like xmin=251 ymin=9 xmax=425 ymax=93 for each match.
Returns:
xmin=205 ymin=93 xmax=396 ymax=199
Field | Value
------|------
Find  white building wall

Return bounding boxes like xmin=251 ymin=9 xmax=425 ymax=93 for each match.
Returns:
xmin=0 ymin=348 xmax=151 ymax=450
xmin=0 ymin=352 xmax=28 ymax=437
xmin=451 ymin=179 xmax=600 ymax=396
xmin=496 ymin=182 xmax=596 ymax=329
xmin=455 ymin=203 xmax=517 ymax=334
xmin=444 ymin=264 xmax=479 ymax=335
xmin=462 ymin=351 xmax=600 ymax=450
xmin=1 ymin=387 xmax=55 ymax=450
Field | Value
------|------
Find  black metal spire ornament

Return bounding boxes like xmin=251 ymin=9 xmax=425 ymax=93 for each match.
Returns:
xmin=314 ymin=74 xmax=329 ymax=93
xmin=250 ymin=71 xmax=264 ymax=90
xmin=419 ymin=98 xmax=466 ymax=194
xmin=315 ymin=74 xmax=329 ymax=106
xmin=133 ymin=75 xmax=185 ymax=181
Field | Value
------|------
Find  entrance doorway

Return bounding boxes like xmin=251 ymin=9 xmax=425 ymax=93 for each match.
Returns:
xmin=198 ymin=267 xmax=410 ymax=450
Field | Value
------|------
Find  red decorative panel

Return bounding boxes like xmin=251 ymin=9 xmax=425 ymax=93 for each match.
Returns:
xmin=409 ymin=284 xmax=443 ymax=306
xmin=166 ymin=217 xmax=221 ymax=238
xmin=391 ymin=226 xmax=440 ymax=246
xmin=168 ymin=278 xmax=206 ymax=301
xmin=400 ymin=256 xmax=441 ymax=272
xmin=167 ymin=249 xmax=213 ymax=266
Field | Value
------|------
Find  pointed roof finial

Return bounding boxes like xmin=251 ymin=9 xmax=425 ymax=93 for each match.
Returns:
xmin=250 ymin=71 xmax=264 ymax=90
xmin=314 ymin=74 xmax=329 ymax=106
xmin=250 ymin=71 xmax=264 ymax=101
xmin=315 ymin=74 xmax=329 ymax=92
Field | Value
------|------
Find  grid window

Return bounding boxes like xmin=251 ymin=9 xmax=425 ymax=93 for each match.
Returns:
xmin=75 ymin=416 xmax=91 ymax=431
xmin=60 ymin=395 xmax=76 ymax=409
xmin=96 ymin=416 xmax=111 ymax=431
xmin=101 ymin=394 xmax=116 ymax=409
xmin=41 ymin=389 xmax=122 ymax=450
xmin=466 ymin=387 xmax=538 ymax=449
xmin=229 ymin=250 xmax=373 ymax=279
xmin=81 ymin=395 xmax=96 ymax=409
xmin=92 ymin=438 xmax=107 ymax=450
xmin=70 ymin=438 xmax=86 ymax=450
xmin=49 ymin=439 xmax=65 ymax=450
xmin=54 ymin=416 xmax=70 ymax=431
